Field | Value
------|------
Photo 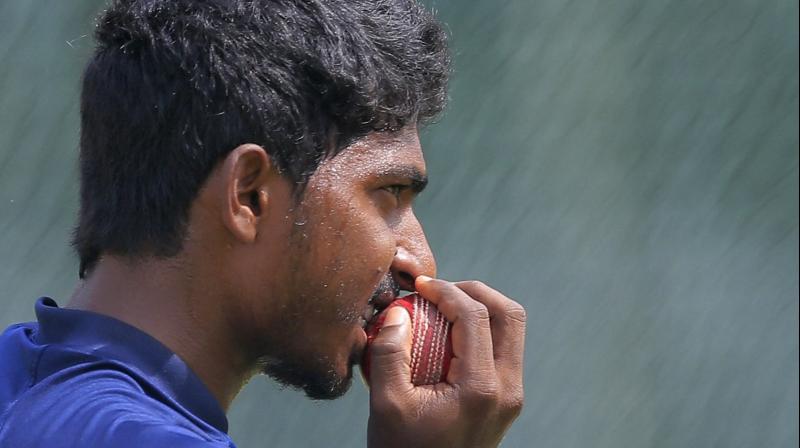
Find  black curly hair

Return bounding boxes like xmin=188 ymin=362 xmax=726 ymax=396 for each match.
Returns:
xmin=73 ymin=0 xmax=451 ymax=278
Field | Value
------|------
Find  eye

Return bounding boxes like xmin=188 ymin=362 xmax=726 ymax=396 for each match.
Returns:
xmin=379 ymin=184 xmax=408 ymax=204
xmin=382 ymin=185 xmax=405 ymax=198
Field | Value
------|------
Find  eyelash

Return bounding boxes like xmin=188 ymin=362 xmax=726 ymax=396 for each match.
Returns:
xmin=381 ymin=184 xmax=407 ymax=200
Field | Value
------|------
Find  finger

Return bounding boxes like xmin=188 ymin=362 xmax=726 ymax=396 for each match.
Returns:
xmin=454 ymin=281 xmax=526 ymax=381
xmin=367 ymin=306 xmax=415 ymax=397
xmin=415 ymin=276 xmax=496 ymax=387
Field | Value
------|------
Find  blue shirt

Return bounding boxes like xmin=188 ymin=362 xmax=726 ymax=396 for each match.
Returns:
xmin=0 ymin=298 xmax=237 ymax=447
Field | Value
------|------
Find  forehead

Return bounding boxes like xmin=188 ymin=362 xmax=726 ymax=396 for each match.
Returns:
xmin=316 ymin=127 xmax=426 ymax=181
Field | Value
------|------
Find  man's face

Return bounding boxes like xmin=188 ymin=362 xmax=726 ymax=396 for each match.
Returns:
xmin=243 ymin=127 xmax=436 ymax=399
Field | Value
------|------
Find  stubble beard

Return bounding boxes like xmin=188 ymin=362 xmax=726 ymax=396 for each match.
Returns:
xmin=248 ymin=204 xmax=349 ymax=400
xmin=256 ymin=205 xmax=400 ymax=400
xmin=257 ymin=350 xmax=356 ymax=400
xmin=257 ymin=277 xmax=397 ymax=400
xmin=256 ymin=276 xmax=400 ymax=400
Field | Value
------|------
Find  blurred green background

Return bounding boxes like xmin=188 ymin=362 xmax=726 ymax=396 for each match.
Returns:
xmin=1 ymin=1 xmax=797 ymax=447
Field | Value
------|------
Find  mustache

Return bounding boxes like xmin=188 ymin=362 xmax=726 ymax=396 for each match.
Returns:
xmin=370 ymin=275 xmax=400 ymax=304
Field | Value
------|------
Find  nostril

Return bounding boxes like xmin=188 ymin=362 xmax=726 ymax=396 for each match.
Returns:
xmin=396 ymin=271 xmax=415 ymax=291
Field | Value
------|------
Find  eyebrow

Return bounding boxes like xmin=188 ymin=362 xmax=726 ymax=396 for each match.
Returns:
xmin=378 ymin=166 xmax=429 ymax=194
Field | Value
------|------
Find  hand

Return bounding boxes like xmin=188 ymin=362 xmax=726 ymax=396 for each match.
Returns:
xmin=366 ymin=276 xmax=526 ymax=448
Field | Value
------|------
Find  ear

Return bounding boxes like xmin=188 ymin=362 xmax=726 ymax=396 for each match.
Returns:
xmin=219 ymin=144 xmax=275 ymax=243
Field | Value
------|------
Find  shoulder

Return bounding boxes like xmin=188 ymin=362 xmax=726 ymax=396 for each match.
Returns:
xmin=0 ymin=368 xmax=234 ymax=448
xmin=1 ymin=419 xmax=233 ymax=448
xmin=95 ymin=420 xmax=236 ymax=448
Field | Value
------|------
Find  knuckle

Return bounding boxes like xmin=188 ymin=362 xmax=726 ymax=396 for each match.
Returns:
xmin=501 ymin=393 xmax=525 ymax=419
xmin=369 ymin=337 xmax=406 ymax=357
xmin=464 ymin=280 xmax=487 ymax=290
xmin=429 ymin=278 xmax=452 ymax=290
xmin=505 ymin=301 xmax=527 ymax=324
xmin=467 ymin=302 xmax=491 ymax=322
xmin=430 ymin=280 xmax=459 ymax=301
xmin=461 ymin=381 xmax=500 ymax=406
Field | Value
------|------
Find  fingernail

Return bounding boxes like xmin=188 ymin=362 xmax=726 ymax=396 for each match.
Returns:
xmin=416 ymin=275 xmax=432 ymax=283
xmin=383 ymin=307 xmax=409 ymax=328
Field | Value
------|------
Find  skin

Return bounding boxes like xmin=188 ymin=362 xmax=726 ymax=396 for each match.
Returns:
xmin=68 ymin=126 xmax=526 ymax=446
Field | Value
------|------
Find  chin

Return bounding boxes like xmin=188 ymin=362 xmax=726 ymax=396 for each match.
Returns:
xmin=258 ymin=350 xmax=356 ymax=401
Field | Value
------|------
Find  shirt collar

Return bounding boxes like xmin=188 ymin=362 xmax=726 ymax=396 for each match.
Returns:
xmin=34 ymin=297 xmax=229 ymax=433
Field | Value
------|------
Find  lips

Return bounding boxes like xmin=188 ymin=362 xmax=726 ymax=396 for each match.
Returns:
xmin=361 ymin=298 xmax=394 ymax=329
xmin=361 ymin=277 xmax=401 ymax=328
xmin=361 ymin=303 xmax=376 ymax=328
xmin=371 ymin=286 xmax=397 ymax=310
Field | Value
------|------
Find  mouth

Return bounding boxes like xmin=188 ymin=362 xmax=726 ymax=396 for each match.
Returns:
xmin=360 ymin=279 xmax=400 ymax=329
xmin=360 ymin=304 xmax=376 ymax=329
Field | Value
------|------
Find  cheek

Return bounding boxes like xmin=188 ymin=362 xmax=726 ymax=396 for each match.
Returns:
xmin=290 ymin=186 xmax=397 ymax=312
xmin=345 ymin=211 xmax=396 ymax=274
xmin=310 ymin=212 xmax=395 ymax=309
xmin=322 ymin=195 xmax=395 ymax=266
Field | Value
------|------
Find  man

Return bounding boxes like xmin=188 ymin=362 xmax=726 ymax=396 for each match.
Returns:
xmin=0 ymin=0 xmax=526 ymax=446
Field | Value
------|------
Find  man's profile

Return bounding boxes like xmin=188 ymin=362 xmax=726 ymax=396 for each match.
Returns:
xmin=0 ymin=1 xmax=526 ymax=446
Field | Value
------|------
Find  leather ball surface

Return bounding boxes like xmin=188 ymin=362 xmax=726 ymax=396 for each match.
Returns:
xmin=361 ymin=293 xmax=453 ymax=386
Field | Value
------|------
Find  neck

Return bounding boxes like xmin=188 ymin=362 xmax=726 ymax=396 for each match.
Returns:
xmin=67 ymin=255 xmax=256 ymax=412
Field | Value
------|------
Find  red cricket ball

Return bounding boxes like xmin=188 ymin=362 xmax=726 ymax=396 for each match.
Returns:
xmin=361 ymin=293 xmax=453 ymax=386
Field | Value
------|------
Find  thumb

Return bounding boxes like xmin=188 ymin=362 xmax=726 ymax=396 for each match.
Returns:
xmin=368 ymin=306 xmax=414 ymax=394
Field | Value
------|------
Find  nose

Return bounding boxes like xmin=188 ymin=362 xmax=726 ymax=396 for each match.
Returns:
xmin=390 ymin=213 xmax=437 ymax=292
